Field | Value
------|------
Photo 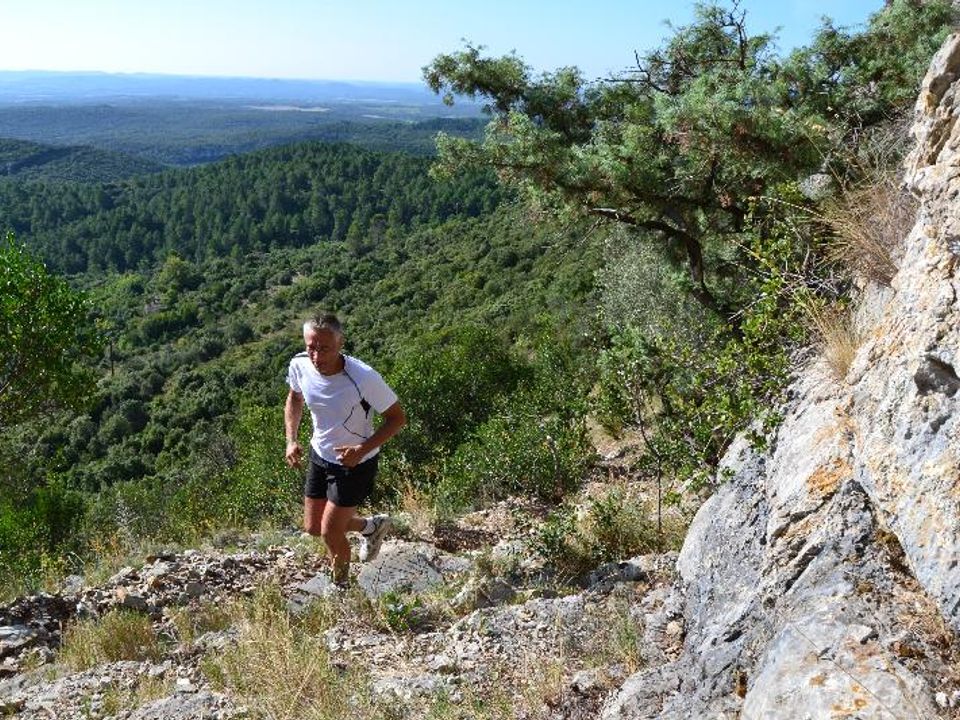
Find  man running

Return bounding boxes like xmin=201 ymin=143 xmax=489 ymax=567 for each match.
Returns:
xmin=284 ymin=312 xmax=406 ymax=585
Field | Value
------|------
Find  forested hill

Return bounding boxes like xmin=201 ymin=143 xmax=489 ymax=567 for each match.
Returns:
xmin=0 ymin=102 xmax=486 ymax=165
xmin=0 ymin=138 xmax=165 ymax=183
xmin=0 ymin=140 xmax=504 ymax=274
xmin=0 ymin=130 xmax=600 ymax=586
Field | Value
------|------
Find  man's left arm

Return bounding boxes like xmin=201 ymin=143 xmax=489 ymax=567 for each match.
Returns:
xmin=335 ymin=401 xmax=406 ymax=467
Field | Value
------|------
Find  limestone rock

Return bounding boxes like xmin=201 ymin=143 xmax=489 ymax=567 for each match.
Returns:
xmin=356 ymin=542 xmax=470 ymax=598
xmin=605 ymin=33 xmax=960 ymax=718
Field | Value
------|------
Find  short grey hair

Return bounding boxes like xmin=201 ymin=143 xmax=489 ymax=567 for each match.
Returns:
xmin=303 ymin=312 xmax=343 ymax=337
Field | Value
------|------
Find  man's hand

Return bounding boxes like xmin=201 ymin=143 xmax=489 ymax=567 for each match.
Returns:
xmin=285 ymin=441 xmax=303 ymax=468
xmin=334 ymin=444 xmax=365 ymax=468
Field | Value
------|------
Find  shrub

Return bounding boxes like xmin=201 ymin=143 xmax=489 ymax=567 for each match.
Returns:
xmin=537 ymin=486 xmax=684 ymax=582
xmin=803 ymin=301 xmax=862 ymax=380
xmin=387 ymin=326 xmax=529 ymax=465
xmin=0 ymin=482 xmax=86 ymax=599
xmin=430 ymin=339 xmax=593 ymax=513
xmin=822 ymin=136 xmax=917 ymax=286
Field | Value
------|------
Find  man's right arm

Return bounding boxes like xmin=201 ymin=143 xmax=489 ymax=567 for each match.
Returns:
xmin=284 ymin=389 xmax=305 ymax=468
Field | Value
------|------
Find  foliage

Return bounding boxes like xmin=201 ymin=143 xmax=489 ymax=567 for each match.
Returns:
xmin=783 ymin=0 xmax=955 ymax=130
xmin=595 ymin=185 xmax=813 ymax=492
xmin=168 ymin=405 xmax=302 ymax=538
xmin=0 ymin=138 xmax=164 ymax=183
xmin=387 ymin=326 xmax=529 ymax=465
xmin=431 ymin=337 xmax=593 ymax=513
xmin=423 ymin=0 xmax=953 ymax=321
xmin=0 ymin=141 xmax=505 ymax=275
xmin=0 ymin=232 xmax=102 ymax=428
xmin=538 ymin=486 xmax=682 ymax=581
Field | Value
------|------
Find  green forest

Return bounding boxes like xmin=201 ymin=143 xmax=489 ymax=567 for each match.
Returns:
xmin=1 ymin=0 xmax=954 ymax=596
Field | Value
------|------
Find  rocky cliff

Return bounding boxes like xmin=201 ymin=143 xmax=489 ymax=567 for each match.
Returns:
xmin=603 ymin=33 xmax=960 ymax=720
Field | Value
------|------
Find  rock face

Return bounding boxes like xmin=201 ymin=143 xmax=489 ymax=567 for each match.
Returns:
xmin=604 ymin=34 xmax=960 ymax=719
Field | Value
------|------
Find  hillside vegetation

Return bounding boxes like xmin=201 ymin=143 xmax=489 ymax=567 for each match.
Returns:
xmin=0 ymin=138 xmax=165 ymax=183
xmin=1 ymin=0 xmax=954 ymax=605
xmin=0 ymin=102 xmax=485 ymax=165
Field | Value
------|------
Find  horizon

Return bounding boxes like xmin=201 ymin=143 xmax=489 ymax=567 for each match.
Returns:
xmin=0 ymin=1 xmax=886 ymax=85
xmin=0 ymin=69 xmax=428 ymax=87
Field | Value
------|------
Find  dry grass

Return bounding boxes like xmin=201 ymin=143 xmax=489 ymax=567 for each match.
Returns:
xmin=822 ymin=169 xmax=916 ymax=286
xmin=82 ymin=533 xmax=182 ymax=588
xmin=167 ymin=600 xmax=233 ymax=646
xmin=805 ymin=302 xmax=862 ymax=380
xmin=397 ymin=480 xmax=436 ymax=539
xmin=59 ymin=609 xmax=164 ymax=670
xmin=98 ymin=675 xmax=174 ymax=716
xmin=584 ymin=595 xmax=645 ymax=673
xmin=201 ymin=584 xmax=371 ymax=720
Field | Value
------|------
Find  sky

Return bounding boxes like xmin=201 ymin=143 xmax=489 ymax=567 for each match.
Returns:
xmin=0 ymin=0 xmax=886 ymax=84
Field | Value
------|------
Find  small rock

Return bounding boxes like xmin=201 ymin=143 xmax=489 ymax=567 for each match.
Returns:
xmin=571 ymin=668 xmax=603 ymax=694
xmin=665 ymin=620 xmax=684 ymax=637
xmin=176 ymin=676 xmax=197 ymax=693
xmin=185 ymin=582 xmax=207 ymax=598
xmin=118 ymin=592 xmax=149 ymax=612
xmin=426 ymin=654 xmax=457 ymax=674
xmin=109 ymin=566 xmax=137 ymax=584
xmin=61 ymin=574 xmax=85 ymax=594
xmin=76 ymin=600 xmax=97 ymax=618
xmin=0 ymin=625 xmax=36 ymax=658
xmin=936 ymin=691 xmax=949 ymax=708
xmin=295 ymin=574 xmax=338 ymax=598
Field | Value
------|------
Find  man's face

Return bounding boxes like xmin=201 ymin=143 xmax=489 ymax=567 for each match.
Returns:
xmin=304 ymin=327 xmax=343 ymax=375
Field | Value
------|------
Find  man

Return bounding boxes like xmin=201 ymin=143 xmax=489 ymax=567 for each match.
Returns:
xmin=284 ymin=312 xmax=406 ymax=585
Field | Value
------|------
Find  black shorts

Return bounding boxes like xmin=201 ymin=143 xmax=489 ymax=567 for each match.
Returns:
xmin=304 ymin=449 xmax=378 ymax=508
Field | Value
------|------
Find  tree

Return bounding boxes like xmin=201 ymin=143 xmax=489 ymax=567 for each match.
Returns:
xmin=0 ymin=232 xmax=102 ymax=428
xmin=423 ymin=1 xmax=954 ymax=322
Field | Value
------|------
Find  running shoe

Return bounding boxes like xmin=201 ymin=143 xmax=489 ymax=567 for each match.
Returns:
xmin=358 ymin=514 xmax=392 ymax=562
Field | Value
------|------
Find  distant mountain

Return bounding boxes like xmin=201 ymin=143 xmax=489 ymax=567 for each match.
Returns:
xmin=0 ymin=71 xmax=485 ymax=166
xmin=0 ymin=137 xmax=165 ymax=182
xmin=0 ymin=70 xmax=477 ymax=109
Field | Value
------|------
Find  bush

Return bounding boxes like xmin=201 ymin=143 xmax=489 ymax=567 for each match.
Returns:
xmin=537 ymin=486 xmax=684 ymax=581
xmin=387 ymin=326 xmax=529 ymax=466
xmin=164 ymin=405 xmax=300 ymax=539
xmin=594 ymin=185 xmax=814 ymax=493
xmin=0 ymin=482 xmax=86 ymax=599
xmin=430 ymin=339 xmax=593 ymax=513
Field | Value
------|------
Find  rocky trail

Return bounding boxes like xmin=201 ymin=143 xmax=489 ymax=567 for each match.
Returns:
xmin=0 ymin=496 xmax=682 ymax=720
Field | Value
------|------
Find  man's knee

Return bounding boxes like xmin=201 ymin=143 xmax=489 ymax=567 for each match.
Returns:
xmin=322 ymin=527 xmax=354 ymax=559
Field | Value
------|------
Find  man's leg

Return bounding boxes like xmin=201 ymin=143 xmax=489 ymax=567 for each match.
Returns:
xmin=303 ymin=496 xmax=327 ymax=537
xmin=320 ymin=503 xmax=365 ymax=583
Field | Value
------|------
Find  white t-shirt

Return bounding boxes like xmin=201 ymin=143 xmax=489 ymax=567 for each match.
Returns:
xmin=286 ymin=354 xmax=399 ymax=464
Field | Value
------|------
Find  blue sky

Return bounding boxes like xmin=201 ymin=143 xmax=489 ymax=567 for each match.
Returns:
xmin=0 ymin=0 xmax=885 ymax=83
